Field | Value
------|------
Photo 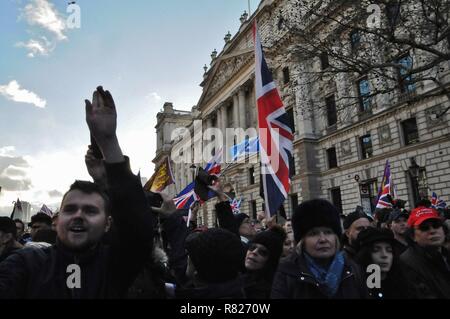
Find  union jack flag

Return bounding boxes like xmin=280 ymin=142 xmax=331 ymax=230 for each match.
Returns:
xmin=229 ymin=197 xmax=242 ymax=215
xmin=254 ymin=21 xmax=293 ymax=218
xmin=173 ymin=182 xmax=199 ymax=210
xmin=376 ymin=160 xmax=394 ymax=209
xmin=431 ymin=191 xmax=446 ymax=209
xmin=173 ymin=149 xmax=223 ymax=210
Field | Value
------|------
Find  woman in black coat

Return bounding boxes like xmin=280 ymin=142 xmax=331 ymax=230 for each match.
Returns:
xmin=355 ymin=227 xmax=410 ymax=299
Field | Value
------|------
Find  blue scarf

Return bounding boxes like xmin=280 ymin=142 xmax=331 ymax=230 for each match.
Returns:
xmin=304 ymin=251 xmax=345 ymax=297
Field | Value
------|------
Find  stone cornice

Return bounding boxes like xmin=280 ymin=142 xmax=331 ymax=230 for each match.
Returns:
xmin=320 ymin=134 xmax=450 ymax=177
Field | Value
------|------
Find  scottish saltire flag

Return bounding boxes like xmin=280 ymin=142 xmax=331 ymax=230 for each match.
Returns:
xmin=230 ymin=137 xmax=260 ymax=161
xmin=431 ymin=192 xmax=447 ymax=209
xmin=39 ymin=204 xmax=53 ymax=217
xmin=254 ymin=21 xmax=294 ymax=218
xmin=376 ymin=160 xmax=394 ymax=209
xmin=173 ymin=182 xmax=199 ymax=210
xmin=229 ymin=197 xmax=242 ymax=215
xmin=204 ymin=147 xmax=223 ymax=176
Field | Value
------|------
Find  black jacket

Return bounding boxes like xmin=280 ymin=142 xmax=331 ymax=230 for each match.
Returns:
xmin=175 ymin=276 xmax=246 ymax=299
xmin=215 ymin=201 xmax=249 ymax=272
xmin=400 ymin=244 xmax=450 ymax=299
xmin=271 ymin=250 xmax=368 ymax=299
xmin=0 ymin=158 xmax=153 ymax=299
xmin=243 ymin=272 xmax=272 ymax=299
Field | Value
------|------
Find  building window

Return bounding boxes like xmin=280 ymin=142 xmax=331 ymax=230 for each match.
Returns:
xmin=360 ymin=134 xmax=373 ymax=159
xmin=290 ymin=155 xmax=296 ymax=176
xmin=249 ymin=166 xmax=255 ymax=185
xmin=277 ymin=16 xmax=284 ymax=30
xmin=326 ymin=95 xmax=337 ymax=127
xmin=282 ymin=67 xmax=290 ymax=84
xmin=330 ymin=187 xmax=343 ymax=214
xmin=290 ymin=194 xmax=298 ymax=218
xmin=250 ymin=200 xmax=257 ymax=220
xmin=401 ymin=118 xmax=419 ymax=145
xmin=286 ymin=107 xmax=296 ymax=134
xmin=350 ymin=30 xmax=361 ymax=49
xmin=357 ymin=77 xmax=371 ymax=112
xmin=320 ymin=52 xmax=330 ymax=70
xmin=397 ymin=55 xmax=415 ymax=93
xmin=327 ymin=147 xmax=338 ymax=169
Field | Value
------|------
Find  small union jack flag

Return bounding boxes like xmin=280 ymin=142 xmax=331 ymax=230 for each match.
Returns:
xmin=431 ymin=191 xmax=446 ymax=209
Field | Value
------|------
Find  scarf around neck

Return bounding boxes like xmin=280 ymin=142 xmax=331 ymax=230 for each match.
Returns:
xmin=304 ymin=251 xmax=345 ymax=297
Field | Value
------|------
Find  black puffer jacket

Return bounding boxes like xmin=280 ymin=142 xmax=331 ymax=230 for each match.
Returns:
xmin=0 ymin=158 xmax=153 ymax=299
xmin=400 ymin=244 xmax=450 ymax=299
xmin=271 ymin=250 xmax=368 ymax=299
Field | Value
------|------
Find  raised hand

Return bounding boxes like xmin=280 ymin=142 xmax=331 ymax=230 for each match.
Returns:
xmin=85 ymin=86 xmax=117 ymax=144
xmin=85 ymin=86 xmax=123 ymax=163
xmin=151 ymin=193 xmax=177 ymax=218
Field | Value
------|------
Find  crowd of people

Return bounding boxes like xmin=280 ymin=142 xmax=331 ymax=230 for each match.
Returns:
xmin=0 ymin=87 xmax=449 ymax=299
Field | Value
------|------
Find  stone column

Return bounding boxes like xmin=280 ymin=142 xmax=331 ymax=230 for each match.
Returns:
xmin=238 ymin=89 xmax=246 ymax=129
xmin=233 ymin=94 xmax=239 ymax=128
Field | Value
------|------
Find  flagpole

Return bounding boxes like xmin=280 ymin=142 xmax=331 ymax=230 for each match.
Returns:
xmin=248 ymin=0 xmax=251 ymax=16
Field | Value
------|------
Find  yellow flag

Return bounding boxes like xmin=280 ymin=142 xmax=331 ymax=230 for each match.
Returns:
xmin=144 ymin=157 xmax=175 ymax=192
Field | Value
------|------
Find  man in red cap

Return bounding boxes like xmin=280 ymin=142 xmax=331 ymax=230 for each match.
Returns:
xmin=400 ymin=205 xmax=450 ymax=298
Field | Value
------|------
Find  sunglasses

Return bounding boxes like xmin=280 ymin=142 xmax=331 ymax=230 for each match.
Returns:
xmin=417 ymin=219 xmax=443 ymax=232
xmin=248 ymin=243 xmax=269 ymax=257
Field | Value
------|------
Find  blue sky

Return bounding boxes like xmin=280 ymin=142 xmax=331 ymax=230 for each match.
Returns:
xmin=0 ymin=0 xmax=256 ymax=215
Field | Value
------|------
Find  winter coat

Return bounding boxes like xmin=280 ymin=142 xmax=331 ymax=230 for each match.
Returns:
xmin=400 ymin=244 xmax=450 ymax=299
xmin=0 ymin=158 xmax=154 ymax=299
xmin=271 ymin=250 xmax=368 ymax=299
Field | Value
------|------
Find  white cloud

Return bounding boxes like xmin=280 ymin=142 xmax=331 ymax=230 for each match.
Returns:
xmin=0 ymin=146 xmax=16 ymax=157
xmin=146 ymin=92 xmax=162 ymax=102
xmin=0 ymin=145 xmax=90 ymax=215
xmin=0 ymin=80 xmax=47 ymax=108
xmin=23 ymin=0 xmax=67 ymax=40
xmin=15 ymin=37 xmax=54 ymax=58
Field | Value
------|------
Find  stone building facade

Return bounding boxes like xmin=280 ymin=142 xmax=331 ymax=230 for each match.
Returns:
xmin=153 ymin=0 xmax=450 ymax=227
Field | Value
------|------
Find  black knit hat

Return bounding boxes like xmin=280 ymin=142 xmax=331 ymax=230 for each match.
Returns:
xmin=0 ymin=217 xmax=16 ymax=237
xmin=251 ymin=225 xmax=286 ymax=271
xmin=343 ymin=210 xmax=373 ymax=230
xmin=234 ymin=213 xmax=250 ymax=227
xmin=185 ymin=228 xmax=243 ymax=283
xmin=28 ymin=213 xmax=52 ymax=227
xmin=356 ymin=227 xmax=396 ymax=249
xmin=292 ymin=199 xmax=342 ymax=243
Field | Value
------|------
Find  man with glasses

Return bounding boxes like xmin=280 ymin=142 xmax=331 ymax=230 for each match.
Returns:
xmin=400 ymin=206 xmax=450 ymax=298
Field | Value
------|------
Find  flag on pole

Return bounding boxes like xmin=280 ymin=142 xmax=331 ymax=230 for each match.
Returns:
xmin=254 ymin=21 xmax=294 ymax=218
xmin=431 ymin=191 xmax=446 ymax=209
xmin=10 ymin=198 xmax=23 ymax=219
xmin=39 ymin=204 xmax=53 ymax=217
xmin=229 ymin=197 xmax=242 ymax=215
xmin=173 ymin=182 xmax=199 ymax=210
xmin=376 ymin=161 xmax=394 ymax=209
xmin=144 ymin=157 xmax=175 ymax=192
xmin=174 ymin=148 xmax=224 ymax=210
xmin=204 ymin=147 xmax=223 ymax=176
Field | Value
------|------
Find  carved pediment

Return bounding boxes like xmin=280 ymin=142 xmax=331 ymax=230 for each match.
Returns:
xmin=201 ymin=49 xmax=254 ymax=105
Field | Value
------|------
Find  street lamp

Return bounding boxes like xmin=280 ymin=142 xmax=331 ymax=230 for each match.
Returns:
xmin=408 ymin=157 xmax=421 ymax=204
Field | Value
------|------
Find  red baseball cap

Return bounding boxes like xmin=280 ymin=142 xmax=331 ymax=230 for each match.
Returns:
xmin=407 ymin=207 xmax=442 ymax=227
